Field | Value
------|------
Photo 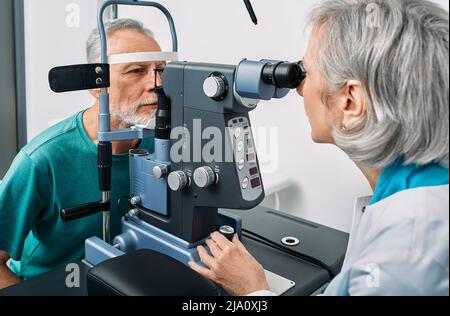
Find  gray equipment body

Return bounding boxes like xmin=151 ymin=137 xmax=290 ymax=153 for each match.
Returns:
xmin=43 ymin=0 xmax=347 ymax=296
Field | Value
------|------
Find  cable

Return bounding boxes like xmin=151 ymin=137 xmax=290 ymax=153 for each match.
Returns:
xmin=242 ymin=228 xmax=336 ymax=278
xmin=243 ymin=0 xmax=258 ymax=25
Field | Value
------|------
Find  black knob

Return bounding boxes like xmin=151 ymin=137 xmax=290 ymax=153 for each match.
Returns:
xmin=97 ymin=142 xmax=112 ymax=192
xmin=155 ymin=86 xmax=171 ymax=140
xmin=60 ymin=200 xmax=110 ymax=223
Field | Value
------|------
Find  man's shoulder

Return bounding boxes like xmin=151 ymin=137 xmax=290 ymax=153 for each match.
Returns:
xmin=22 ymin=112 xmax=83 ymax=158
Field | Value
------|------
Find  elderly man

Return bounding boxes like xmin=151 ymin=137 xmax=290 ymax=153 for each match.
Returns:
xmin=0 ymin=18 xmax=163 ymax=289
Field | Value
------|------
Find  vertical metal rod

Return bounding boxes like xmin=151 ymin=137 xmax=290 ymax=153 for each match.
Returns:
xmin=102 ymin=191 xmax=111 ymax=243
xmin=13 ymin=0 xmax=28 ymax=150
xmin=112 ymin=4 xmax=118 ymax=19
xmin=96 ymin=0 xmax=179 ymax=246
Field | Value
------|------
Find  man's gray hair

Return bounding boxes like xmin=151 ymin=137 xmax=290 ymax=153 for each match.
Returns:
xmin=86 ymin=18 xmax=155 ymax=63
xmin=310 ymin=0 xmax=449 ymax=168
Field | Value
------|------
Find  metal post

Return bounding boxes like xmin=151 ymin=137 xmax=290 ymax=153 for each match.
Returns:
xmin=13 ymin=0 xmax=27 ymax=150
xmin=112 ymin=4 xmax=118 ymax=19
xmin=102 ymin=191 xmax=111 ymax=243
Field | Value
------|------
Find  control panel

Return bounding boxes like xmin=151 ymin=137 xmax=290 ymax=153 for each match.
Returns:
xmin=228 ymin=117 xmax=263 ymax=202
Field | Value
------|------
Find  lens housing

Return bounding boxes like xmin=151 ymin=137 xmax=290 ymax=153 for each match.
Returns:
xmin=262 ymin=62 xmax=304 ymax=89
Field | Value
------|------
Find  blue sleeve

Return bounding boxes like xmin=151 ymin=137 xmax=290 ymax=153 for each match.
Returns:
xmin=0 ymin=151 xmax=51 ymax=260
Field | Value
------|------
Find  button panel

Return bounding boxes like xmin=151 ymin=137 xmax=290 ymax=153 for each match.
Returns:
xmin=228 ymin=117 xmax=263 ymax=201
xmin=237 ymin=141 xmax=244 ymax=152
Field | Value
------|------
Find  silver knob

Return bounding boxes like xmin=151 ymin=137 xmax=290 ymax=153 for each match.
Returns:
xmin=168 ymin=171 xmax=189 ymax=191
xmin=219 ymin=225 xmax=235 ymax=241
xmin=193 ymin=166 xmax=216 ymax=188
xmin=128 ymin=208 xmax=140 ymax=217
xmin=153 ymin=165 xmax=168 ymax=179
xmin=130 ymin=196 xmax=141 ymax=205
xmin=203 ymin=76 xmax=226 ymax=99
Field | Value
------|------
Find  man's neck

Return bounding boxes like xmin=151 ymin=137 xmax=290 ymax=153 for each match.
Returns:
xmin=83 ymin=104 xmax=141 ymax=154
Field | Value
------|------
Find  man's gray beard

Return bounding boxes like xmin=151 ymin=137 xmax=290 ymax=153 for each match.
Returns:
xmin=110 ymin=98 xmax=157 ymax=127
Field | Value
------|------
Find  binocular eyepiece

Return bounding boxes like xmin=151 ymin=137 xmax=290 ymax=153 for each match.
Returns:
xmin=261 ymin=61 xmax=306 ymax=89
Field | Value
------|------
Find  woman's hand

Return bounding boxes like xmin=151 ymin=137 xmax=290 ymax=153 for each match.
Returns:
xmin=188 ymin=232 xmax=270 ymax=296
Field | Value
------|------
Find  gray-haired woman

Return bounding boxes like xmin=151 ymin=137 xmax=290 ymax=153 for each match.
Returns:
xmin=189 ymin=0 xmax=449 ymax=296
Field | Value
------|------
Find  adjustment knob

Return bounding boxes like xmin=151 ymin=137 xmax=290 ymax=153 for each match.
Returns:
xmin=153 ymin=165 xmax=168 ymax=179
xmin=203 ymin=76 xmax=226 ymax=99
xmin=193 ymin=166 xmax=216 ymax=188
xmin=168 ymin=171 xmax=189 ymax=191
xmin=130 ymin=196 xmax=141 ymax=205
xmin=219 ymin=225 xmax=235 ymax=241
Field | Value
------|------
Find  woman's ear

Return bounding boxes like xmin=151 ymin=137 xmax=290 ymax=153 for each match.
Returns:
xmin=338 ymin=80 xmax=367 ymax=128
xmin=89 ymin=88 xmax=101 ymax=99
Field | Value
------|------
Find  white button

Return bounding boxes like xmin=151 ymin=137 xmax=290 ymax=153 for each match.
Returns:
xmin=242 ymin=177 xmax=249 ymax=189
xmin=237 ymin=141 xmax=244 ymax=152
xmin=238 ymin=159 xmax=245 ymax=170
xmin=234 ymin=127 xmax=241 ymax=138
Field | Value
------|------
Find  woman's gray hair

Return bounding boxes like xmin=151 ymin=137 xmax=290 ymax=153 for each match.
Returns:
xmin=310 ymin=0 xmax=449 ymax=168
xmin=86 ymin=18 xmax=155 ymax=63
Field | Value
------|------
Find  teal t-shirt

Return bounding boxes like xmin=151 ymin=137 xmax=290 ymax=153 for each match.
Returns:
xmin=0 ymin=110 xmax=154 ymax=279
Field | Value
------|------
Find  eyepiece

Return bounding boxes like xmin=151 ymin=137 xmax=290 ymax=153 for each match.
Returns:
xmin=262 ymin=62 xmax=304 ymax=89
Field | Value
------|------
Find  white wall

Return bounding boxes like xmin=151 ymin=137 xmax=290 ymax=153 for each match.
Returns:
xmin=24 ymin=0 xmax=449 ymax=233
xmin=24 ymin=0 xmax=112 ymax=137
xmin=0 ymin=0 xmax=18 ymax=179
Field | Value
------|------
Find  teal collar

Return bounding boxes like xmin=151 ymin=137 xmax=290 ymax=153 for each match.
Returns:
xmin=370 ymin=160 xmax=449 ymax=205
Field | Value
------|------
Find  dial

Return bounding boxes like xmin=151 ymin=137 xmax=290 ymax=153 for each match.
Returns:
xmin=168 ymin=171 xmax=189 ymax=191
xmin=193 ymin=166 xmax=217 ymax=188
xmin=203 ymin=76 xmax=227 ymax=99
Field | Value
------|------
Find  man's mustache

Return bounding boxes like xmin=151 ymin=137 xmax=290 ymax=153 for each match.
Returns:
xmin=133 ymin=97 xmax=159 ymax=109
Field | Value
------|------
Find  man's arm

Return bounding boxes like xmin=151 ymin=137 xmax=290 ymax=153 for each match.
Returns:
xmin=0 ymin=251 xmax=21 ymax=290
xmin=0 ymin=151 xmax=51 ymax=285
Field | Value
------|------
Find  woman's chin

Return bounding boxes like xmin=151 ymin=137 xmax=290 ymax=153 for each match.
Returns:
xmin=311 ymin=132 xmax=321 ymax=143
xmin=311 ymin=132 xmax=329 ymax=144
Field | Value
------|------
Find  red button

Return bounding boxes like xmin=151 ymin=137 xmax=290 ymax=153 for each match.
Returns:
xmin=251 ymin=177 xmax=261 ymax=188
xmin=249 ymin=167 xmax=258 ymax=176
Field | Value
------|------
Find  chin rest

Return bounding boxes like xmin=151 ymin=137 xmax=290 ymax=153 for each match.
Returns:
xmin=87 ymin=249 xmax=220 ymax=296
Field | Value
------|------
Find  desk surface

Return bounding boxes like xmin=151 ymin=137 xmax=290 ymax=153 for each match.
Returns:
xmin=1 ymin=206 xmax=347 ymax=296
xmin=0 ymin=235 xmax=330 ymax=296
